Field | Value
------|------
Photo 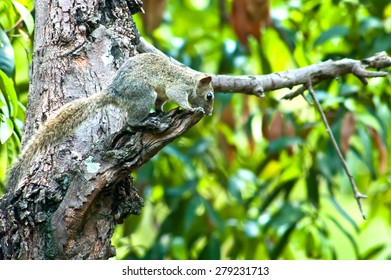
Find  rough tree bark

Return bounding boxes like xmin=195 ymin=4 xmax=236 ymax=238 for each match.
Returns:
xmin=0 ymin=0 xmax=390 ymax=260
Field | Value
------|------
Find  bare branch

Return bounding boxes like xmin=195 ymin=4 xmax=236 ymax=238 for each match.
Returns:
xmin=282 ymin=85 xmax=307 ymax=101
xmin=307 ymin=80 xmax=367 ymax=220
xmin=212 ymin=58 xmax=389 ymax=96
xmin=361 ymin=51 xmax=391 ymax=69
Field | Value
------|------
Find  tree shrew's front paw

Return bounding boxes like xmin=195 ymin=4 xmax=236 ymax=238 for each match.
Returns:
xmin=189 ymin=107 xmax=205 ymax=114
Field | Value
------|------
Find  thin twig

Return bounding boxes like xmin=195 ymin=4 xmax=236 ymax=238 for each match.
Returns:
xmin=281 ymin=85 xmax=306 ymax=100
xmin=307 ymin=79 xmax=367 ymax=219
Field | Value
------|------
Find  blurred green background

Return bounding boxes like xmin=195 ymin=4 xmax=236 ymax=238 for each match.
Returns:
xmin=1 ymin=0 xmax=391 ymax=259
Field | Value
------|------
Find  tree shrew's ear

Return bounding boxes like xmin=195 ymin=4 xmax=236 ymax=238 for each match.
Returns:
xmin=198 ymin=76 xmax=212 ymax=86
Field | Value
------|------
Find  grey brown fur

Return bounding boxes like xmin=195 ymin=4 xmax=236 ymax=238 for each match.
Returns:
xmin=6 ymin=53 xmax=214 ymax=191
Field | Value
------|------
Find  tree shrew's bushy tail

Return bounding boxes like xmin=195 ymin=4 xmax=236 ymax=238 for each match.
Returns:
xmin=6 ymin=91 xmax=109 ymax=192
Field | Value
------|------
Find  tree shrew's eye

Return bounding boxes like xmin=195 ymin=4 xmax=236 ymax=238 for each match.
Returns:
xmin=206 ymin=92 xmax=214 ymax=101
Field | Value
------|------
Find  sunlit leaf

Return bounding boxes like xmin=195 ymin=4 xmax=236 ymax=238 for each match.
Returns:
xmin=329 ymin=196 xmax=359 ymax=232
xmin=0 ymin=69 xmax=18 ymax=117
xmin=259 ymin=179 xmax=296 ymax=213
xmin=269 ymin=222 xmax=296 ymax=259
xmin=264 ymin=203 xmax=305 ymax=259
xmin=360 ymin=244 xmax=386 ymax=260
xmin=228 ymin=175 xmax=245 ymax=202
xmin=327 ymin=215 xmax=360 ymax=259
xmin=356 ymin=113 xmax=382 ymax=133
xmin=0 ymin=117 xmax=13 ymax=144
xmin=273 ymin=21 xmax=296 ymax=53
xmin=11 ymin=0 xmax=34 ymax=35
xmin=0 ymin=28 xmax=14 ymax=76
xmin=228 ymin=169 xmax=258 ymax=203
xmin=170 ymin=236 xmax=188 ymax=260
xmin=202 ymin=197 xmax=224 ymax=233
xmin=359 ymin=17 xmax=382 ymax=34
xmin=356 ymin=128 xmax=376 ymax=178
xmin=264 ymin=203 xmax=305 ymax=234
xmin=266 ymin=137 xmax=303 ymax=154
xmin=305 ymin=226 xmax=323 ymax=259
xmin=313 ymin=25 xmax=349 ymax=47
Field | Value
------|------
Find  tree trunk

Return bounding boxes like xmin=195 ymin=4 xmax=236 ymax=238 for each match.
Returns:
xmin=0 ymin=0 xmax=194 ymax=260
xmin=2 ymin=0 xmax=391 ymax=261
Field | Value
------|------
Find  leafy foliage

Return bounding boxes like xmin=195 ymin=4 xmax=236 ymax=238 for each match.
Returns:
xmin=1 ymin=0 xmax=391 ymax=260
xmin=0 ymin=0 xmax=33 ymax=189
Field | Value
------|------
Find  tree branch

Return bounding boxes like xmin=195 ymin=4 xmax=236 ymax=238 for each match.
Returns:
xmin=50 ymin=109 xmax=203 ymax=258
xmin=138 ymin=37 xmax=391 ymax=98
xmin=307 ymin=80 xmax=367 ymax=219
xmin=213 ymin=53 xmax=390 ymax=97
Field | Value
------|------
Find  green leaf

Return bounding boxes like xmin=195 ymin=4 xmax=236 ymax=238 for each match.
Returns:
xmin=203 ymin=197 xmax=224 ymax=233
xmin=207 ymin=234 xmax=221 ymax=260
xmin=170 ymin=236 xmax=188 ymax=260
xmin=360 ymin=244 xmax=385 ymax=260
xmin=266 ymin=137 xmax=303 ymax=154
xmin=356 ymin=113 xmax=382 ymax=132
xmin=327 ymin=215 xmax=360 ymax=259
xmin=228 ymin=169 xmax=257 ymax=203
xmin=264 ymin=203 xmax=305 ymax=233
xmin=339 ymin=83 xmax=360 ymax=97
xmin=0 ymin=117 xmax=13 ymax=144
xmin=359 ymin=17 xmax=382 ymax=34
xmin=162 ymin=146 xmax=192 ymax=167
xmin=270 ymin=221 xmax=297 ymax=259
xmin=306 ymin=165 xmax=319 ymax=208
xmin=305 ymin=227 xmax=323 ymax=259
xmin=0 ymin=69 xmax=18 ymax=117
xmin=188 ymin=138 xmax=211 ymax=155
xmin=184 ymin=196 xmax=199 ymax=233
xmin=200 ymin=233 xmax=221 ymax=260
xmin=329 ymin=196 xmax=359 ymax=233
xmin=0 ymin=27 xmax=15 ymax=76
xmin=144 ymin=239 xmax=168 ymax=260
xmin=259 ymin=179 xmax=296 ymax=214
xmin=165 ymin=179 xmax=197 ymax=198
xmin=313 ymin=25 xmax=349 ymax=47
xmin=11 ymin=0 xmax=34 ymax=35
xmin=356 ymin=128 xmax=376 ymax=178
xmin=274 ymin=21 xmax=296 ymax=53
xmin=373 ymin=34 xmax=391 ymax=54
xmin=264 ymin=202 xmax=305 ymax=259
